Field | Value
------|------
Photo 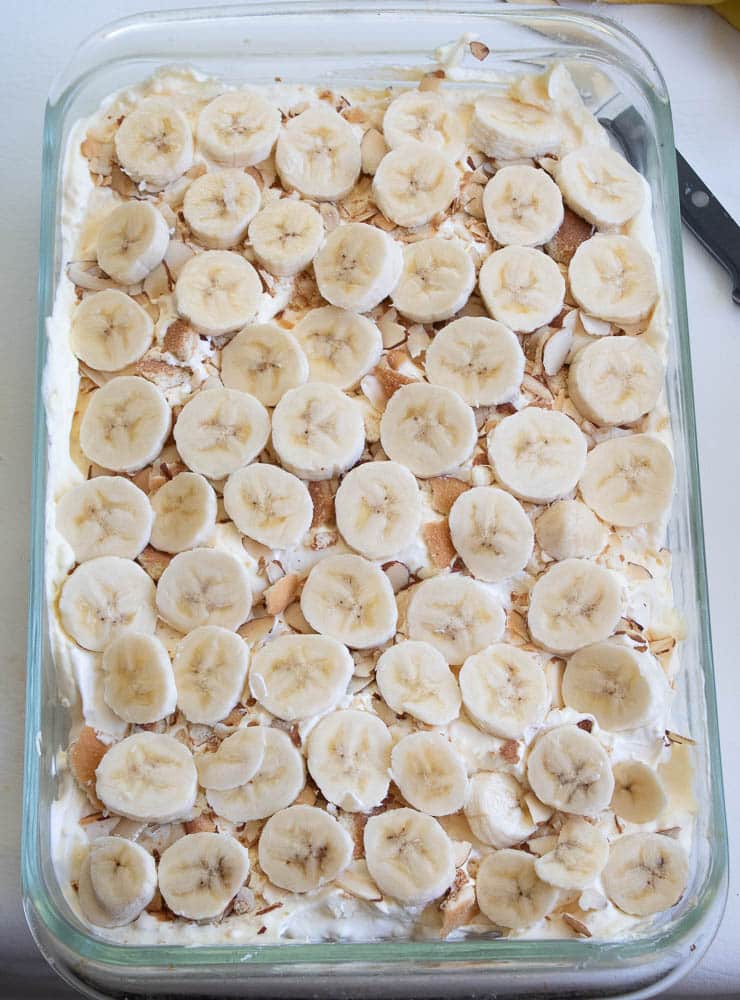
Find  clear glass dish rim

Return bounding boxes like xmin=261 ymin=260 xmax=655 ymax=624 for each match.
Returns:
xmin=22 ymin=0 xmax=728 ymax=980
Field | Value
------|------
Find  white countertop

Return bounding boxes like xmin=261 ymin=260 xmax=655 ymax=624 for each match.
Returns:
xmin=0 ymin=2 xmax=738 ymax=997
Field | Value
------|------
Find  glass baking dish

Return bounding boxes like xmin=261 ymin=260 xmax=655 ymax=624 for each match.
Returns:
xmin=22 ymin=3 xmax=728 ymax=997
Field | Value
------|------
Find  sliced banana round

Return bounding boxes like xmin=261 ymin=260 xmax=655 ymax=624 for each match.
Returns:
xmin=224 ymin=463 xmax=312 ymax=549
xmin=79 ymin=376 xmax=171 ymax=474
xmin=487 ymin=408 xmax=587 ymax=504
xmin=391 ymin=238 xmax=475 ymax=324
xmin=221 ymin=324 xmax=309 ymax=406
xmin=276 ymin=104 xmax=361 ymax=201
xmin=364 ymin=807 xmax=455 ymax=905
xmin=375 ymin=640 xmax=461 ymax=726
xmin=406 ymin=574 xmax=505 ymax=665
xmin=248 ymin=198 xmax=324 ymax=277
xmin=534 ymin=816 xmax=609 ymax=890
xmin=391 ymin=732 xmax=468 ymax=817
xmin=373 ymin=143 xmax=458 ymax=228
xmin=425 ymin=317 xmax=524 ymax=407
xmin=115 ymin=99 xmax=193 ymax=189
xmin=471 ymin=96 xmax=561 ymax=159
xmin=557 ymin=145 xmax=644 ymax=228
xmin=479 ymin=245 xmax=565 ymax=334
xmin=97 ymin=201 xmax=170 ymax=286
xmin=182 ymin=169 xmax=261 ymax=250
xmin=78 ymin=836 xmax=157 ymax=928
xmin=174 ymin=250 xmax=263 ymax=336
xmin=534 ymin=500 xmax=607 ymax=561
xmin=70 ymin=289 xmax=154 ymax=371
xmin=57 ymin=476 xmax=152 ymax=562
xmin=528 ymin=558 xmax=623 ymax=655
xmin=449 ymin=486 xmax=534 ymax=583
xmin=197 ymin=90 xmax=281 ymax=167
xmin=612 ymin=761 xmax=668 ymax=824
xmin=569 ymin=235 xmax=658 ymax=326
xmin=300 ymin=553 xmax=397 ymax=649
xmin=314 ymin=222 xmax=403 ymax=313
xmin=249 ymin=633 xmax=353 ymax=721
xmin=464 ymin=771 xmax=536 ymax=848
xmin=271 ymin=382 xmax=365 ymax=480
xmin=173 ymin=625 xmax=249 ymax=724
xmin=527 ymin=724 xmax=615 ymax=816
xmin=149 ymin=471 xmax=217 ymax=554
xmin=156 ymin=547 xmax=252 ymax=633
xmin=174 ymin=386 xmax=270 ymax=480
xmin=569 ymin=335 xmax=663 ymax=427
xmin=102 ymin=631 xmax=177 ymax=724
xmin=334 ymin=460 xmax=422 ymax=560
xmin=383 ymin=90 xmax=466 ymax=162
xmin=460 ymin=643 xmax=548 ymax=739
xmin=307 ymin=708 xmax=391 ymax=812
xmin=483 ymin=165 xmax=564 ymax=247
xmin=292 ymin=307 xmax=382 ymax=389
xmin=579 ymin=434 xmax=674 ymax=528
xmin=259 ymin=805 xmax=354 ymax=893
xmin=158 ymin=832 xmax=250 ymax=920
xmin=476 ymin=848 xmax=557 ymax=930
xmin=95 ymin=731 xmax=198 ymax=822
xmin=60 ymin=556 xmax=156 ymax=652
xmin=195 ymin=727 xmax=265 ymax=791
xmin=602 ymin=833 xmax=689 ymax=917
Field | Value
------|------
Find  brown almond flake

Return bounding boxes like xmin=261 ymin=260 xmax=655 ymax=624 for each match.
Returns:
xmin=79 ymin=811 xmax=106 ymax=826
xmin=109 ymin=163 xmax=137 ymax=197
xmin=69 ymin=727 xmax=108 ymax=807
xmin=257 ymin=926 xmax=267 ymax=935
xmin=373 ymin=365 xmax=417 ymax=396
xmin=256 ymin=902 xmax=284 ymax=917
xmin=265 ymin=572 xmax=301 ymax=615
xmin=429 ymin=476 xmax=470 ymax=515
xmin=665 ymin=730 xmax=696 ymax=746
xmin=545 ymin=208 xmax=594 ymax=266
xmin=469 ymin=40 xmax=490 ymax=61
xmin=423 ymin=520 xmax=456 ymax=568
xmin=238 ymin=614 xmax=276 ymax=645
xmin=563 ymin=913 xmax=592 ymax=938
xmin=649 ymin=636 xmax=677 ymax=657
xmin=308 ymin=479 xmax=336 ymax=527
xmin=657 ymin=826 xmax=682 ymax=839
xmin=162 ymin=319 xmax=199 ymax=362
xmin=134 ymin=359 xmax=189 ymax=390
xmin=283 ymin=601 xmax=314 ymax=634
xmin=185 ymin=814 xmax=217 ymax=834
xmin=500 ymin=740 xmax=520 ymax=764
xmin=137 ymin=546 xmax=172 ymax=582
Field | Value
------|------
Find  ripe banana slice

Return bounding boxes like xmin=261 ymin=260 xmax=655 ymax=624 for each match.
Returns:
xmin=59 ymin=556 xmax=156 ymax=652
xmin=195 ymin=727 xmax=265 ymax=791
xmin=248 ymin=199 xmax=324 ymax=277
xmin=95 ymin=731 xmax=198 ymax=822
xmin=528 ymin=558 xmax=623 ymax=655
xmin=70 ymin=289 xmax=154 ymax=371
xmin=271 ymin=383 xmax=365 ymax=480
xmin=300 ymin=553 xmax=397 ymax=649
xmin=527 ymin=724 xmax=615 ymax=816
xmin=611 ymin=761 xmax=667 ymax=823
xmin=382 ymin=90 xmax=466 ymax=162
xmin=471 ymin=96 xmax=561 ymax=159
xmin=569 ymin=235 xmax=658 ymax=325
xmin=149 ymin=472 xmax=217 ymax=554
xmin=334 ymin=460 xmax=422 ymax=560
xmin=487 ymin=408 xmax=587 ymax=504
xmin=221 ymin=324 xmax=309 ymax=405
xmin=569 ymin=335 xmax=663 ymax=427
xmin=579 ymin=434 xmax=674 ymax=528
xmin=364 ymin=807 xmax=455 ymax=905
xmin=57 ymin=476 xmax=152 ymax=562
xmin=557 ymin=145 xmax=644 ymax=228
xmin=425 ymin=317 xmax=524 ymax=407
xmin=534 ymin=816 xmax=609 ymax=890
xmin=602 ymin=833 xmax=689 ymax=917
xmin=173 ymin=625 xmax=249 ymax=724
xmin=375 ymin=640 xmax=461 ymax=726
xmin=534 ymin=500 xmax=607 ymax=562
xmin=479 ymin=245 xmax=565 ymax=334
xmin=275 ymin=105 xmax=361 ymax=201
xmin=449 ymin=486 xmax=534 ymax=583
xmin=463 ymin=771 xmax=536 ymax=848
xmin=158 ymin=832 xmax=250 ymax=920
xmin=476 ymin=849 xmax=558 ymax=930
xmin=390 ymin=732 xmax=468 ymax=816
xmin=102 ymin=631 xmax=177 ymax=724
xmin=373 ymin=144 xmax=458 ymax=228
xmin=97 ymin=202 xmax=170 ymax=286
xmin=156 ymin=548 xmax=252 ymax=633
xmin=391 ymin=238 xmax=475 ymax=324
xmin=483 ymin=165 xmax=564 ymax=247
xmin=307 ymin=708 xmax=391 ymax=812
xmin=182 ymin=169 xmax=261 ymax=249
xmin=249 ymin=633 xmax=353 ymax=721
xmin=459 ymin=643 xmax=548 ymax=739
xmin=174 ymin=386 xmax=270 ymax=480
xmin=197 ymin=91 xmax=281 ymax=167
xmin=174 ymin=250 xmax=263 ymax=336
xmin=114 ymin=99 xmax=193 ymax=189
xmin=314 ymin=222 xmax=403 ymax=313
xmin=406 ymin=574 xmax=505 ymax=665
xmin=292 ymin=307 xmax=382 ymax=389
xmin=223 ymin=463 xmax=312 ymax=549
xmin=78 ymin=837 xmax=156 ymax=928
xmin=258 ymin=805 xmax=353 ymax=892
xmin=79 ymin=376 xmax=171 ymax=474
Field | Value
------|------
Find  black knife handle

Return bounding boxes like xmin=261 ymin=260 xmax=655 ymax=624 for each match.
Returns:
xmin=676 ymin=151 xmax=740 ymax=304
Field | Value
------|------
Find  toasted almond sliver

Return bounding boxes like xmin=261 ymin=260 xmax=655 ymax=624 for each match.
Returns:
xmin=265 ymin=572 xmax=301 ymax=615
xmin=238 ymin=615 xmax=276 ymax=645
xmin=563 ymin=913 xmax=592 ymax=938
xmin=665 ymin=730 xmax=696 ymax=746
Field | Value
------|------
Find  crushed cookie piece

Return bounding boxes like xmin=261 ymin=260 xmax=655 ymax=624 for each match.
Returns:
xmin=69 ymin=727 xmax=108 ymax=807
xmin=373 ymin=365 xmax=417 ymax=396
xmin=185 ymin=814 xmax=217 ymax=834
xmin=163 ymin=319 xmax=199 ymax=362
xmin=500 ymin=739 xmax=520 ymax=764
xmin=308 ymin=480 xmax=336 ymax=527
xmin=545 ymin=208 xmax=594 ymax=265
xmin=137 ymin=545 xmax=172 ymax=582
xmin=423 ymin=520 xmax=456 ymax=568
xmin=429 ymin=476 xmax=470 ymax=515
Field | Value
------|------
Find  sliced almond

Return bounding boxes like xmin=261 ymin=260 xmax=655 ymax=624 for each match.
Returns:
xmin=452 ymin=840 xmax=472 ymax=868
xmin=283 ymin=601 xmax=314 ymax=634
xmin=526 ymin=833 xmax=559 ymax=856
xmin=360 ymin=372 xmax=388 ymax=411
xmin=429 ymin=476 xmax=470 ymax=515
xmin=407 ymin=325 xmax=431 ymax=357
xmin=373 ymin=365 xmax=417 ymax=396
xmin=665 ymin=730 xmax=696 ymax=746
xmin=361 ymin=128 xmax=388 ymax=176
xmin=264 ymin=572 xmax=301 ymax=615
xmin=563 ymin=913 xmax=592 ymax=938
xmin=335 ymin=859 xmax=383 ymax=901
xmin=423 ymin=519 xmax=456 ymax=568
xmin=579 ymin=312 xmax=612 ymax=337
xmin=542 ymin=325 xmax=573 ymax=377
xmin=524 ymin=792 xmax=553 ymax=825
xmin=383 ymin=560 xmax=411 ymax=594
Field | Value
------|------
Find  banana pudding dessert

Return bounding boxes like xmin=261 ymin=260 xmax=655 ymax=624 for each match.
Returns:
xmin=46 ymin=48 xmax=695 ymax=946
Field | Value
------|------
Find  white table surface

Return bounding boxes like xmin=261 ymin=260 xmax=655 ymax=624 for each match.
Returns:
xmin=1 ymin=2 xmax=738 ymax=997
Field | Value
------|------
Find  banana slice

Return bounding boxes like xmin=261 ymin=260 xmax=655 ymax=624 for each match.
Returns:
xmin=424 ymin=317 xmax=524 ymax=406
xmin=569 ymin=336 xmax=663 ymax=427
xmin=197 ymin=91 xmax=281 ymax=167
xmin=602 ymin=833 xmax=689 ymax=917
xmin=479 ymin=245 xmax=565 ymax=334
xmin=221 ymin=324 xmax=309 ymax=405
xmin=97 ymin=202 xmax=170 ymax=286
xmin=314 ymin=222 xmax=403 ymax=313
xmin=174 ymin=386 xmax=270 ymax=480
xmin=182 ymin=169 xmax=261 ymax=249
xmin=463 ymin=771 xmax=536 ymax=848
xmin=534 ymin=500 xmax=607 ymax=561
xmin=528 ymin=558 xmax=623 ymax=654
xmin=390 ymin=732 xmax=468 ymax=816
xmin=70 ymin=289 xmax=154 ymax=371
xmin=258 ymin=805 xmax=353 ymax=892
xmin=382 ymin=90 xmax=466 ymax=162
xmin=158 ymin=832 xmax=250 ymax=920
xmin=95 ymin=731 xmax=198 ymax=822
xmin=150 ymin=472 xmax=217 ymax=554
xmin=375 ymin=640 xmax=461 ymax=726
xmin=206 ymin=727 xmax=305 ymax=822
xmin=557 ymin=145 xmax=644 ymax=228
xmin=300 ymin=553 xmax=397 ymax=649
xmin=579 ymin=434 xmax=674 ymax=528
xmin=476 ymin=848 xmax=557 ymax=929
xmin=102 ymin=631 xmax=177 ymax=724
xmin=569 ymin=235 xmax=658 ymax=325
xmin=449 ymin=486 xmax=534 ymax=583
xmin=223 ymin=463 xmax=312 ymax=549
xmin=275 ymin=105 xmax=361 ymax=201
xmin=195 ymin=727 xmax=265 ymax=791
xmin=364 ymin=807 xmax=455 ymax=905
xmin=79 ymin=376 xmax=172 ymax=474
xmin=391 ymin=238 xmax=475 ymax=324
xmin=334 ymin=460 xmax=422 ymax=560
xmin=292 ymin=307 xmax=382 ymax=389
xmin=78 ymin=837 xmax=157 ymax=928
xmin=248 ymin=199 xmax=325 ymax=277
xmin=406 ymin=574 xmax=505 ymax=665
xmin=307 ymin=708 xmax=391 ymax=812
xmin=459 ymin=643 xmax=548 ymax=739
xmin=57 ymin=476 xmax=153 ymax=562
xmin=373 ymin=144 xmax=458 ymax=228
xmin=271 ymin=382 xmax=365 ymax=480
xmin=173 ymin=625 xmax=249 ymax=724
xmin=487 ymin=408 xmax=587 ymax=504
xmin=174 ymin=250 xmax=263 ymax=336
xmin=527 ymin=724 xmax=615 ymax=816
xmin=249 ymin=633 xmax=353 ymax=721
xmin=471 ymin=96 xmax=561 ymax=159
xmin=114 ymin=98 xmax=193 ymax=189
xmin=611 ymin=761 xmax=667 ymax=823
xmin=59 ymin=556 xmax=156 ymax=652
xmin=156 ymin=548 xmax=252 ymax=633
xmin=483 ymin=165 xmax=564 ymax=247
xmin=534 ymin=816 xmax=609 ymax=890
